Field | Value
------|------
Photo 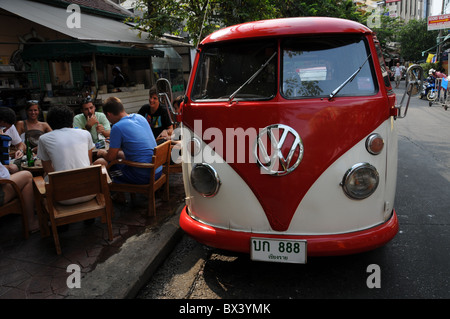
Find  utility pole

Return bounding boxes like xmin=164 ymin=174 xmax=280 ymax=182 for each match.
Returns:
xmin=437 ymin=0 xmax=446 ymax=64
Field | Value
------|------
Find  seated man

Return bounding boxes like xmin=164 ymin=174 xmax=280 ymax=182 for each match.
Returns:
xmin=94 ymin=97 xmax=161 ymax=184
xmin=0 ymin=107 xmax=27 ymax=173
xmin=138 ymin=86 xmax=173 ymax=142
xmin=112 ymin=66 xmax=126 ymax=88
xmin=73 ymin=98 xmax=110 ymax=143
xmin=37 ymin=105 xmax=95 ymax=204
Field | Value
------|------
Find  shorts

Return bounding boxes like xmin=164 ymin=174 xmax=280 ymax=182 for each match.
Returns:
xmin=110 ymin=164 xmax=162 ymax=185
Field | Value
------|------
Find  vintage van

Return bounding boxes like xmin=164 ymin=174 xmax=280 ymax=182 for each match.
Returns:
xmin=173 ymin=17 xmax=421 ymax=263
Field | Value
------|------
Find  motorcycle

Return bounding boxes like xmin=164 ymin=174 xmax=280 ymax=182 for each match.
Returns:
xmin=420 ymin=76 xmax=437 ymax=101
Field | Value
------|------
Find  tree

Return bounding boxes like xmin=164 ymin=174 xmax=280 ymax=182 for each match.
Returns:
xmin=129 ymin=0 xmax=368 ymax=45
xmin=364 ymin=9 xmax=403 ymax=53
xmin=127 ymin=0 xmax=184 ymax=40
xmin=274 ymin=0 xmax=366 ymax=22
xmin=398 ymin=19 xmax=439 ymax=62
xmin=129 ymin=0 xmax=277 ymax=45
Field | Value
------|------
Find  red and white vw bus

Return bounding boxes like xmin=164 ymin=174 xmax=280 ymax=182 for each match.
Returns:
xmin=176 ymin=17 xmax=420 ymax=263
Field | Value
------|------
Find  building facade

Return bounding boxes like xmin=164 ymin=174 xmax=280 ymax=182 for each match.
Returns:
xmin=384 ymin=0 xmax=425 ymax=21
xmin=380 ymin=0 xmax=450 ymax=21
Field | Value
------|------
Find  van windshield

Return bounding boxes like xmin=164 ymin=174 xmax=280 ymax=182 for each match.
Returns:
xmin=191 ymin=40 xmax=277 ymax=101
xmin=281 ymin=36 xmax=377 ymax=99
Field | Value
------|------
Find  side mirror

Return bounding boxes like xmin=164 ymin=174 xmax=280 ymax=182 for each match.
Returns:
xmin=156 ymin=78 xmax=177 ymax=125
xmin=395 ymin=64 xmax=423 ymax=119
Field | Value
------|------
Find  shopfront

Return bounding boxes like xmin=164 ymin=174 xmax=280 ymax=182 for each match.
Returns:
xmin=21 ymin=39 xmax=164 ymax=114
xmin=0 ymin=0 xmax=174 ymax=116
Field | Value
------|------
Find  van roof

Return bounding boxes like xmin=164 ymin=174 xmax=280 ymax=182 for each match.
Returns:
xmin=201 ymin=17 xmax=372 ymax=45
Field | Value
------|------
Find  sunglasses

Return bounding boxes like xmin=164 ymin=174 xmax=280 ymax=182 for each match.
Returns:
xmin=81 ymin=97 xmax=92 ymax=104
xmin=26 ymin=100 xmax=39 ymax=106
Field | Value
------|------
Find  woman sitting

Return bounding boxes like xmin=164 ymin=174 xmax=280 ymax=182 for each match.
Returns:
xmin=16 ymin=100 xmax=52 ymax=152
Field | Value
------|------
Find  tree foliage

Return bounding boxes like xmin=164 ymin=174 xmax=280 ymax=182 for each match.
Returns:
xmin=273 ymin=0 xmax=366 ymax=20
xmin=366 ymin=9 xmax=403 ymax=53
xmin=398 ymin=19 xmax=439 ymax=62
xmin=129 ymin=0 xmax=368 ymax=45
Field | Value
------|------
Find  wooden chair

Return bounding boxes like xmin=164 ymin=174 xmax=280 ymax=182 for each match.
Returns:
xmin=0 ymin=179 xmax=29 ymax=239
xmin=166 ymin=143 xmax=183 ymax=174
xmin=169 ymin=163 xmax=182 ymax=173
xmin=106 ymin=140 xmax=171 ymax=217
xmin=33 ymin=165 xmax=113 ymax=255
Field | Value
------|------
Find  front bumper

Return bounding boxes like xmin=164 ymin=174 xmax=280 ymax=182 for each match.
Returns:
xmin=180 ymin=206 xmax=399 ymax=256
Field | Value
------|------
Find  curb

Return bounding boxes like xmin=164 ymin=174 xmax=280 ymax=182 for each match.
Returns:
xmin=66 ymin=207 xmax=184 ymax=299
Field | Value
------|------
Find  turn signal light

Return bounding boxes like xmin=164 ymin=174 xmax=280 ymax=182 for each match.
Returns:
xmin=366 ymin=133 xmax=384 ymax=155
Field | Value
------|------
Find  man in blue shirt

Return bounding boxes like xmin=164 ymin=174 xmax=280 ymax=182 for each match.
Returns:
xmin=94 ymin=97 xmax=161 ymax=184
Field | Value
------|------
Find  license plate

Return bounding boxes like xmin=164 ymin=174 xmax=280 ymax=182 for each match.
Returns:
xmin=250 ymin=238 xmax=307 ymax=264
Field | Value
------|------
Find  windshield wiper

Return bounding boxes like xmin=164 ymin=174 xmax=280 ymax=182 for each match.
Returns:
xmin=329 ymin=53 xmax=372 ymax=100
xmin=229 ymin=52 xmax=277 ymax=102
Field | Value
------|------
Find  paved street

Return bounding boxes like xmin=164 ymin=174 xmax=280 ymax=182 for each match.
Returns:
xmin=0 ymin=173 xmax=185 ymax=299
xmin=137 ymin=83 xmax=450 ymax=300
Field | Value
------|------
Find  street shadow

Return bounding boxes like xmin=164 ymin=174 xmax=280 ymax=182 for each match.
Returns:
xmin=201 ymin=246 xmax=391 ymax=299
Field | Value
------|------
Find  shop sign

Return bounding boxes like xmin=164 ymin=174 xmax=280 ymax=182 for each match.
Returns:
xmin=428 ymin=14 xmax=450 ymax=31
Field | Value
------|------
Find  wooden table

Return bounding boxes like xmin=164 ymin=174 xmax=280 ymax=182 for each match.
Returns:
xmin=21 ymin=159 xmax=45 ymax=176
xmin=92 ymin=141 xmax=109 ymax=161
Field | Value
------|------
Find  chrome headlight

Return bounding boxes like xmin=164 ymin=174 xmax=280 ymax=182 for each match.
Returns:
xmin=190 ymin=163 xmax=220 ymax=197
xmin=341 ymin=163 xmax=379 ymax=200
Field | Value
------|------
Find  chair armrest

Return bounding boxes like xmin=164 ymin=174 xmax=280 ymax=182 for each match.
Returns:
xmin=101 ymin=165 xmax=112 ymax=184
xmin=107 ymin=159 xmax=155 ymax=170
xmin=0 ymin=178 xmax=22 ymax=197
xmin=32 ymin=176 xmax=46 ymax=196
xmin=106 ymin=159 xmax=122 ymax=170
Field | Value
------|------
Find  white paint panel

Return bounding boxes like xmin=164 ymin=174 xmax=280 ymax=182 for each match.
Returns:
xmin=182 ymin=120 xmax=397 ymax=235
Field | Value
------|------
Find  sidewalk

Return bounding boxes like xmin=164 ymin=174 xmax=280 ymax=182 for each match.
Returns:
xmin=0 ymin=173 xmax=186 ymax=299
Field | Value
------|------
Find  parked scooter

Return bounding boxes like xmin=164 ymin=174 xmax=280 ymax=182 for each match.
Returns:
xmin=420 ymin=75 xmax=437 ymax=101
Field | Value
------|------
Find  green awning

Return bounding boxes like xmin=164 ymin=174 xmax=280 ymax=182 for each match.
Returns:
xmin=22 ymin=39 xmax=164 ymax=61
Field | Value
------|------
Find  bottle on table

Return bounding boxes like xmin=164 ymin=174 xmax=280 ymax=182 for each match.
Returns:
xmin=96 ymin=132 xmax=106 ymax=149
xmin=26 ymin=138 xmax=34 ymax=167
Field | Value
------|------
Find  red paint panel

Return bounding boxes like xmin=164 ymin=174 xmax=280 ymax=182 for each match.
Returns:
xmin=180 ymin=207 xmax=399 ymax=256
xmin=202 ymin=17 xmax=371 ymax=44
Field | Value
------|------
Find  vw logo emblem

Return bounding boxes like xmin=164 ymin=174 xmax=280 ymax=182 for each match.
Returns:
xmin=254 ymin=124 xmax=304 ymax=176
